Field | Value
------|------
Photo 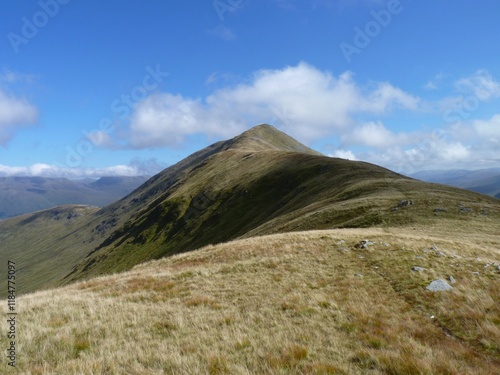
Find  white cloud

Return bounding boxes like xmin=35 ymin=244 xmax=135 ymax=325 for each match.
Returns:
xmin=473 ymin=114 xmax=500 ymax=141
xmin=0 ymin=159 xmax=164 ymax=178
xmin=127 ymin=62 xmax=420 ymax=148
xmin=358 ymin=130 xmax=479 ymax=173
xmin=84 ymin=130 xmax=115 ymax=148
xmin=341 ymin=121 xmax=411 ymax=148
xmin=454 ymin=69 xmax=500 ymax=101
xmin=0 ymin=69 xmax=37 ymax=84
xmin=330 ymin=149 xmax=357 ymax=160
xmin=437 ymin=142 xmax=470 ymax=161
xmin=0 ymin=90 xmax=38 ymax=145
xmin=424 ymin=81 xmax=437 ymax=91
xmin=424 ymin=73 xmax=445 ymax=91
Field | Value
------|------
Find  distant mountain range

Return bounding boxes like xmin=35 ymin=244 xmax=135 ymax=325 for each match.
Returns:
xmin=0 ymin=176 xmax=150 ymax=219
xmin=411 ymin=168 xmax=500 ymax=198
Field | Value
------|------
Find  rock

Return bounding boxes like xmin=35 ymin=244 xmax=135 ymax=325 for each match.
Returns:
xmin=337 ymin=240 xmax=345 ymax=245
xmin=381 ymin=242 xmax=391 ymax=247
xmin=472 ymin=272 xmax=480 ymax=275
xmin=427 ymin=279 xmax=453 ymax=292
xmin=434 ymin=208 xmax=447 ymax=215
xmin=411 ymin=266 xmax=426 ymax=272
xmin=354 ymin=240 xmax=374 ymax=249
xmin=354 ymin=273 xmax=364 ymax=277
xmin=398 ymin=200 xmax=413 ymax=208
xmin=459 ymin=206 xmax=472 ymax=214
xmin=448 ymin=276 xmax=456 ymax=283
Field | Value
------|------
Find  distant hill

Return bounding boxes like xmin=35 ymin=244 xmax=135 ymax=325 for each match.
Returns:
xmin=0 ymin=176 xmax=150 ymax=219
xmin=1 ymin=124 xmax=499 ymax=295
xmin=412 ymin=168 xmax=500 ymax=198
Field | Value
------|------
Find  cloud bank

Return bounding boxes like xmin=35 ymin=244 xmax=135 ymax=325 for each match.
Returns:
xmin=127 ymin=62 xmax=419 ymax=148
xmin=0 ymin=90 xmax=38 ymax=145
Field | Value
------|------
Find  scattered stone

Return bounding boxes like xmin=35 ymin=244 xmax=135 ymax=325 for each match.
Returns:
xmin=436 ymin=251 xmax=447 ymax=257
xmin=472 ymin=272 xmax=480 ymax=275
xmin=398 ymin=199 xmax=413 ymax=208
xmin=391 ymin=207 xmax=399 ymax=212
xmin=354 ymin=273 xmax=364 ymax=277
xmin=479 ymin=209 xmax=490 ymax=216
xmin=434 ymin=208 xmax=447 ymax=215
xmin=431 ymin=245 xmax=439 ymax=251
xmin=448 ymin=276 xmax=456 ymax=283
xmin=381 ymin=242 xmax=391 ymax=247
xmin=337 ymin=240 xmax=345 ymax=245
xmin=426 ymin=279 xmax=453 ymax=292
xmin=459 ymin=206 xmax=472 ymax=214
xmin=430 ymin=315 xmax=435 ymax=319
xmin=354 ymin=242 xmax=365 ymax=249
xmin=354 ymin=240 xmax=374 ymax=249
xmin=416 ymin=256 xmax=424 ymax=259
xmin=411 ymin=266 xmax=426 ymax=272
xmin=338 ymin=247 xmax=348 ymax=253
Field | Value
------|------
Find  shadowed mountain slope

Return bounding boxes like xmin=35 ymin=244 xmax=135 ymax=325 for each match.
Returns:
xmin=1 ymin=124 xmax=499 ymax=294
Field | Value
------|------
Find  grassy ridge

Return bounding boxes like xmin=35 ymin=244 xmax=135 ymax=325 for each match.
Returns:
xmin=66 ymin=147 xmax=499 ymax=285
xmin=3 ymin=225 xmax=498 ymax=374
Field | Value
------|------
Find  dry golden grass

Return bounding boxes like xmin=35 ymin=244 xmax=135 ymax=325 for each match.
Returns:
xmin=2 ymin=223 xmax=499 ymax=374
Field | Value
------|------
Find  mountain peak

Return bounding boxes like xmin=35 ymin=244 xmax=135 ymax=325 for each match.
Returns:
xmin=226 ymin=124 xmax=322 ymax=155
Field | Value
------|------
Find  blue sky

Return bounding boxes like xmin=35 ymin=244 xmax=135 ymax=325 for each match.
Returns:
xmin=1 ymin=0 xmax=499 ymax=177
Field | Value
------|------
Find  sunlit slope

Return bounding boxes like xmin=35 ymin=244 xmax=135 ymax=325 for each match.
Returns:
xmin=4 ymin=227 xmax=499 ymax=374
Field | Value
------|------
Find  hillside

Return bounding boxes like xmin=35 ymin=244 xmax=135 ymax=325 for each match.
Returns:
xmin=3 ymin=226 xmax=499 ymax=374
xmin=0 ymin=176 xmax=149 ymax=219
xmin=1 ymin=124 xmax=499 ymax=295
